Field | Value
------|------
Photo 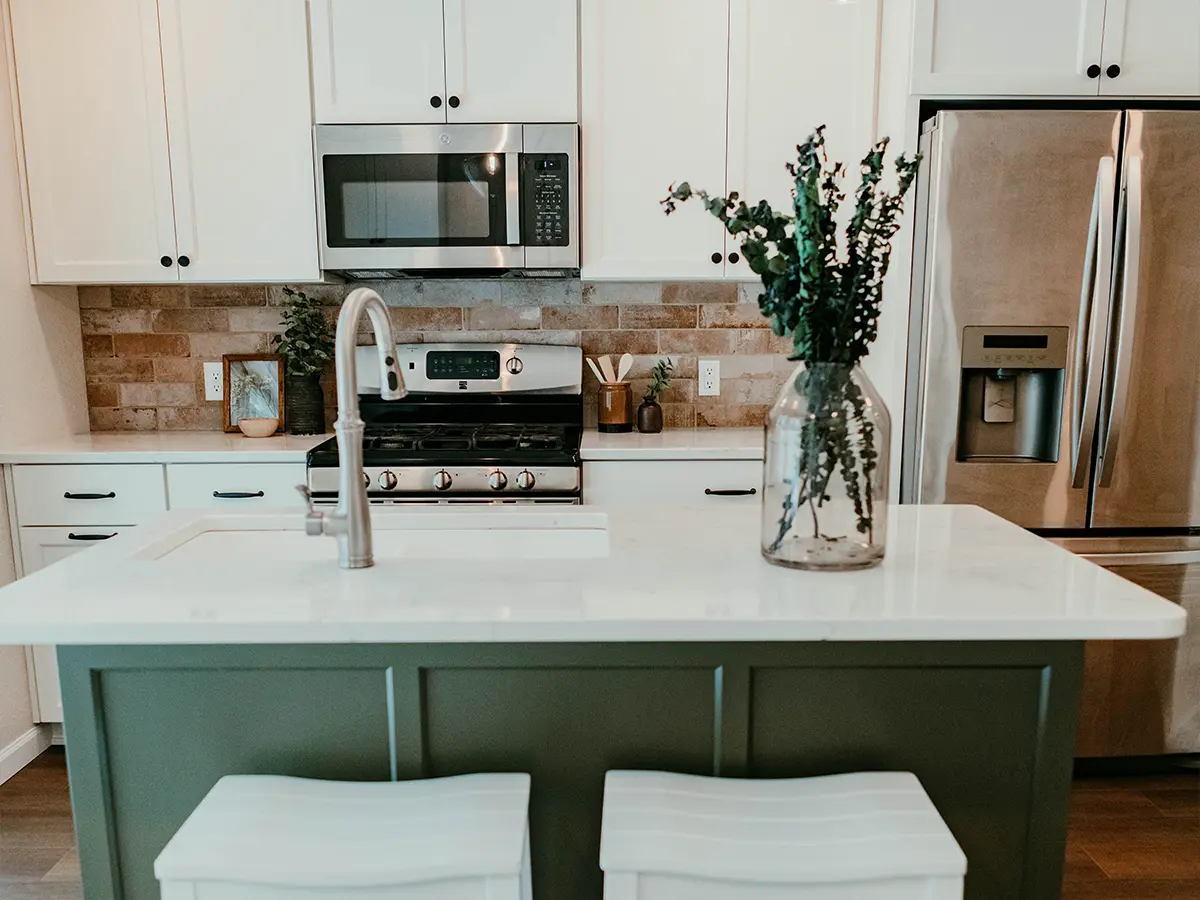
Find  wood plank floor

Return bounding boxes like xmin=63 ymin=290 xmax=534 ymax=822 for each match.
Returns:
xmin=1 ymin=750 xmax=1197 ymax=898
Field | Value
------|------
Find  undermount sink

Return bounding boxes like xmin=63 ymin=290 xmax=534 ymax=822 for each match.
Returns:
xmin=144 ymin=508 xmax=610 ymax=563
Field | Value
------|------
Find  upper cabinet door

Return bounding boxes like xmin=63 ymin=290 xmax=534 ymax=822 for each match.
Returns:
xmin=725 ymin=0 xmax=880 ymax=281
xmin=1099 ymin=0 xmax=1200 ymax=95
xmin=444 ymin=0 xmax=578 ymax=123
xmin=580 ymin=0 xmax=730 ymax=280
xmin=8 ymin=0 xmax=178 ymax=283
xmin=311 ymin=0 xmax=448 ymax=124
xmin=158 ymin=0 xmax=319 ymax=282
xmin=911 ymin=0 xmax=1107 ymax=95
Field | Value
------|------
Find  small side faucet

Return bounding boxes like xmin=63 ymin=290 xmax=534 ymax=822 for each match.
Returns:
xmin=298 ymin=288 xmax=407 ymax=568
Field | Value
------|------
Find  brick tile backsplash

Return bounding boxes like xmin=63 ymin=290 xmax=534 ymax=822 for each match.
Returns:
xmin=79 ymin=279 xmax=793 ymax=432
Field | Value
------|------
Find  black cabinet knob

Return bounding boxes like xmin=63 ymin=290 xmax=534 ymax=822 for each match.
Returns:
xmin=728 ymin=252 xmax=740 ymax=264
xmin=711 ymin=252 xmax=722 ymax=264
xmin=430 ymin=96 xmax=443 ymax=108
xmin=178 ymin=255 xmax=190 ymax=267
xmin=160 ymin=255 xmax=173 ymax=267
xmin=1106 ymin=64 xmax=1121 ymax=78
xmin=448 ymin=95 xmax=461 ymax=108
xmin=1087 ymin=64 xmax=1102 ymax=78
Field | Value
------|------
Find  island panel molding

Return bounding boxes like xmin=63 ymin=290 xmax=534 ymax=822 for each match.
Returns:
xmin=59 ymin=640 xmax=1083 ymax=900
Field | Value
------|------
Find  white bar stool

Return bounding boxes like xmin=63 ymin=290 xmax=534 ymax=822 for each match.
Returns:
xmin=155 ymin=773 xmax=532 ymax=900
xmin=600 ymin=770 xmax=965 ymax=900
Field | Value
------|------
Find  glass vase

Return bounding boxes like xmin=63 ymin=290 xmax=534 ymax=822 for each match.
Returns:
xmin=761 ymin=362 xmax=890 ymax=570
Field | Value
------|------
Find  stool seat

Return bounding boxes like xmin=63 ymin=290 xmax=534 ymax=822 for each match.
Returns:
xmin=156 ymin=773 xmax=531 ymax=894
xmin=601 ymin=771 xmax=965 ymax=899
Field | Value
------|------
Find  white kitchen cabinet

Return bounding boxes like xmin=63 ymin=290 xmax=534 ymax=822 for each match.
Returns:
xmin=583 ymin=460 xmax=762 ymax=506
xmin=724 ymin=0 xmax=880 ymax=280
xmin=165 ymin=463 xmax=308 ymax=510
xmin=11 ymin=464 xmax=167 ymax=526
xmin=444 ymin=0 xmax=578 ymax=123
xmin=1099 ymin=0 xmax=1200 ymax=95
xmin=309 ymin=0 xmax=447 ymax=124
xmin=7 ymin=0 xmax=318 ymax=284
xmin=911 ymin=0 xmax=1107 ymax=95
xmin=311 ymin=0 xmax=577 ymax=125
xmin=18 ymin=526 xmax=133 ymax=724
xmin=580 ymin=0 xmax=732 ymax=280
xmin=158 ymin=0 xmax=319 ymax=282
xmin=7 ymin=0 xmax=177 ymax=283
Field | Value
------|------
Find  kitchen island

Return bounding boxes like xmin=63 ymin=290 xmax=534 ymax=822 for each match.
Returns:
xmin=0 ymin=504 xmax=1184 ymax=900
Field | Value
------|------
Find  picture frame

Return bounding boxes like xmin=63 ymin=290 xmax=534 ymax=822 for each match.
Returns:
xmin=222 ymin=354 xmax=284 ymax=434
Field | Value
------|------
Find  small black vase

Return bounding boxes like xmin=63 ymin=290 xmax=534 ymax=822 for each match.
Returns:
xmin=285 ymin=372 xmax=325 ymax=435
xmin=637 ymin=399 xmax=664 ymax=434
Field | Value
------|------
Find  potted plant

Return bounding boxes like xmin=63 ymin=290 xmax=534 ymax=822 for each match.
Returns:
xmin=663 ymin=126 xmax=919 ymax=570
xmin=637 ymin=359 xmax=674 ymax=434
xmin=272 ymin=287 xmax=335 ymax=435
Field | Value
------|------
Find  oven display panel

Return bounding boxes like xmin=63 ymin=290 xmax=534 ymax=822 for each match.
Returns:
xmin=426 ymin=351 xmax=501 ymax=380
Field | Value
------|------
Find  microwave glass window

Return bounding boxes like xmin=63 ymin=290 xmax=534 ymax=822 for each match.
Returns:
xmin=323 ymin=153 xmax=508 ymax=247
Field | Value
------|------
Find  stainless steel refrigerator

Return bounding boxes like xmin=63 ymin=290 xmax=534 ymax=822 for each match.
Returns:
xmin=903 ymin=109 xmax=1200 ymax=758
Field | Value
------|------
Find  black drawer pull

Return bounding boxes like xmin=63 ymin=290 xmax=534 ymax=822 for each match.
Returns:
xmin=213 ymin=491 xmax=265 ymax=499
xmin=67 ymin=533 xmax=117 ymax=541
xmin=704 ymin=488 xmax=757 ymax=497
xmin=63 ymin=491 xmax=116 ymax=500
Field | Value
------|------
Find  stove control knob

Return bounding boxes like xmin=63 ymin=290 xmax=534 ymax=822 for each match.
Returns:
xmin=362 ymin=472 xmax=370 ymax=490
xmin=488 ymin=470 xmax=509 ymax=491
xmin=433 ymin=470 xmax=453 ymax=491
xmin=506 ymin=356 xmax=524 ymax=375
xmin=514 ymin=470 xmax=536 ymax=491
xmin=378 ymin=470 xmax=398 ymax=491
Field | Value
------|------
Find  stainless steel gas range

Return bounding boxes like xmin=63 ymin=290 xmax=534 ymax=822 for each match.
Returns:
xmin=306 ymin=343 xmax=583 ymax=505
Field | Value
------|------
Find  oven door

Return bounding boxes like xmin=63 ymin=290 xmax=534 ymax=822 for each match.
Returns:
xmin=1055 ymin=536 xmax=1200 ymax=757
xmin=316 ymin=124 xmax=524 ymax=270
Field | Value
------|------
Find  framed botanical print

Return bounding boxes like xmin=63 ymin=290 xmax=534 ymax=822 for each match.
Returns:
xmin=223 ymin=354 xmax=284 ymax=433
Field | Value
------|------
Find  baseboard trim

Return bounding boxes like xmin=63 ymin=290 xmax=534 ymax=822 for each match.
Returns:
xmin=0 ymin=724 xmax=51 ymax=784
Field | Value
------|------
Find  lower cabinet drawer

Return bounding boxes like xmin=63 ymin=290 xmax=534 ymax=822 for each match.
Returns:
xmin=582 ymin=460 xmax=762 ymax=506
xmin=166 ymin=463 xmax=308 ymax=510
xmin=12 ymin=464 xmax=166 ymax=525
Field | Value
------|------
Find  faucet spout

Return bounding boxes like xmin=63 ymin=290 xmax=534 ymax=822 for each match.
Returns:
xmin=303 ymin=288 xmax=407 ymax=569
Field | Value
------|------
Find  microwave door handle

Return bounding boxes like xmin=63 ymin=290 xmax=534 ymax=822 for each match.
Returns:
xmin=1098 ymin=154 xmax=1142 ymax=487
xmin=1073 ymin=156 xmax=1117 ymax=489
xmin=505 ymin=152 xmax=521 ymax=245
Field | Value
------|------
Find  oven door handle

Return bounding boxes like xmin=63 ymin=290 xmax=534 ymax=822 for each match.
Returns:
xmin=1084 ymin=549 xmax=1200 ymax=567
xmin=505 ymin=152 xmax=521 ymax=246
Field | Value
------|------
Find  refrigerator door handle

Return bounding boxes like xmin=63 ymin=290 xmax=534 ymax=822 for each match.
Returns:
xmin=1072 ymin=157 xmax=1117 ymax=489
xmin=1098 ymin=154 xmax=1143 ymax=488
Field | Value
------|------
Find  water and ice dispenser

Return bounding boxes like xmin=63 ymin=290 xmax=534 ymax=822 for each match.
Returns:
xmin=956 ymin=326 xmax=1069 ymax=462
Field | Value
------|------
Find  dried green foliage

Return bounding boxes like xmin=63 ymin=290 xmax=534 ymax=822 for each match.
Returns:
xmin=661 ymin=126 xmax=919 ymax=365
xmin=643 ymin=358 xmax=674 ymax=404
xmin=272 ymin=287 xmax=334 ymax=378
xmin=662 ymin=127 xmax=919 ymax=549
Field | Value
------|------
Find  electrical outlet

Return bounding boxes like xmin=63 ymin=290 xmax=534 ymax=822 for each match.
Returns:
xmin=698 ymin=359 xmax=720 ymax=396
xmin=203 ymin=362 xmax=224 ymax=401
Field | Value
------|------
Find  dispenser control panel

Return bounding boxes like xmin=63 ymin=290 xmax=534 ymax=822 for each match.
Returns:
xmin=960 ymin=326 xmax=1069 ymax=370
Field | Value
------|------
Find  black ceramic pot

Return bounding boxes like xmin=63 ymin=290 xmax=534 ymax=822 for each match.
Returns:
xmin=637 ymin=400 xmax=663 ymax=434
xmin=285 ymin=372 xmax=325 ymax=435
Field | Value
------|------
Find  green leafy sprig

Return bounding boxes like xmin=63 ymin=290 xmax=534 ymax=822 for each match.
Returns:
xmin=643 ymin=359 xmax=674 ymax=404
xmin=272 ymin=288 xmax=335 ymax=378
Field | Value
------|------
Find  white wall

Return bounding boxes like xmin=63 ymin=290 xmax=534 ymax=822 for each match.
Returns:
xmin=0 ymin=4 xmax=88 ymax=762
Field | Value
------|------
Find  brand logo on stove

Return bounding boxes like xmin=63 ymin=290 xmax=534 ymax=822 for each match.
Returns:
xmin=459 ymin=380 xmax=468 ymax=390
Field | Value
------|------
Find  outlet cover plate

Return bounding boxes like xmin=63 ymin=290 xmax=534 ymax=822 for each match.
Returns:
xmin=203 ymin=362 xmax=224 ymax=401
xmin=699 ymin=359 xmax=720 ymax=396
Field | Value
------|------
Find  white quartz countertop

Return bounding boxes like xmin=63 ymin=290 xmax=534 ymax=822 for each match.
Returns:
xmin=580 ymin=428 xmax=763 ymax=460
xmin=0 ymin=504 xmax=1184 ymax=645
xmin=0 ymin=432 xmax=329 ymax=464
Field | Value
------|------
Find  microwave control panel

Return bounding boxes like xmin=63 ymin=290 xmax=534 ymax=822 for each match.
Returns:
xmin=522 ymin=154 xmax=570 ymax=246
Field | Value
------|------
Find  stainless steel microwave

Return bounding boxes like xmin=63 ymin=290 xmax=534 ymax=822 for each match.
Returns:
xmin=314 ymin=123 xmax=578 ymax=273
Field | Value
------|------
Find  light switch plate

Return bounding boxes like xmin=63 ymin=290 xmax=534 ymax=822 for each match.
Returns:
xmin=203 ymin=362 xmax=224 ymax=401
xmin=699 ymin=359 xmax=720 ymax=396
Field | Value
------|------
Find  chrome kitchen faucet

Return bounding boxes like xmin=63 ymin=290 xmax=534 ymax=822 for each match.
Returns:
xmin=298 ymin=288 xmax=407 ymax=568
